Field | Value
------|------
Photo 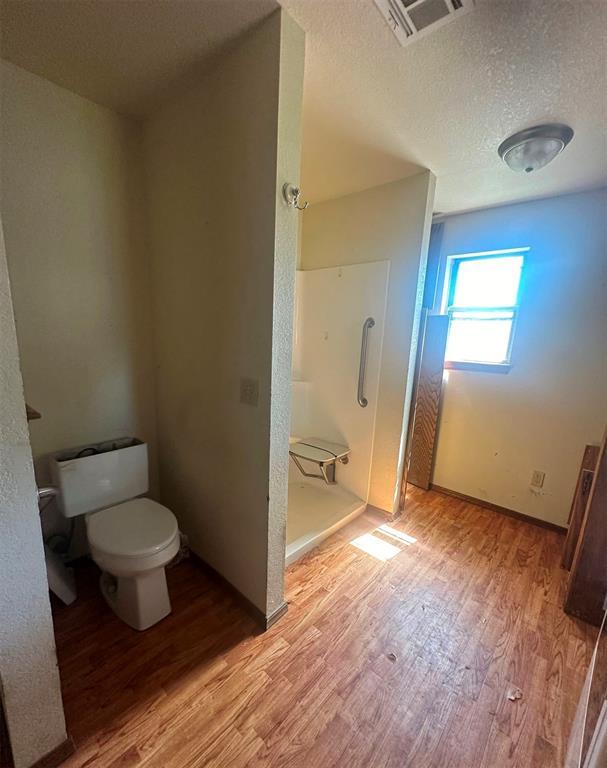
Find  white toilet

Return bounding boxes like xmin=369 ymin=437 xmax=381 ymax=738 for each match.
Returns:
xmin=51 ymin=438 xmax=180 ymax=631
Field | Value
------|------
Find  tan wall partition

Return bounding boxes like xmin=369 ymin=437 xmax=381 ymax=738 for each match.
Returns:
xmin=144 ymin=10 xmax=304 ymax=621
xmin=0 ymin=219 xmax=68 ymax=767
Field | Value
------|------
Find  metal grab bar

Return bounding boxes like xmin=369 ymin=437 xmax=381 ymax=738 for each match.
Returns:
xmin=357 ymin=317 xmax=375 ymax=407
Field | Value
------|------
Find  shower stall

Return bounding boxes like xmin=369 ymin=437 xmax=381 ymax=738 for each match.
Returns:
xmin=286 ymin=261 xmax=389 ymax=564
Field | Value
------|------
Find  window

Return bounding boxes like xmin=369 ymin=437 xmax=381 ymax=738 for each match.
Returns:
xmin=443 ymin=248 xmax=526 ymax=371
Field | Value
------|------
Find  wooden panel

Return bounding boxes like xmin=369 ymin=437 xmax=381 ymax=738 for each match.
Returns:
xmin=399 ymin=308 xmax=427 ymax=508
xmin=565 ymin=432 xmax=607 ymax=626
xmin=562 ymin=444 xmax=600 ymax=570
xmin=566 ymin=610 xmax=607 ymax=768
xmin=51 ymin=487 xmax=592 ymax=768
xmin=407 ymin=313 xmax=449 ymax=489
xmin=584 ymin=612 xmax=607 ymax=765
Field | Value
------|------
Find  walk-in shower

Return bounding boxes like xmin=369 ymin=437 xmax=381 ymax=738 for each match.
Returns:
xmin=286 ymin=261 xmax=389 ymax=564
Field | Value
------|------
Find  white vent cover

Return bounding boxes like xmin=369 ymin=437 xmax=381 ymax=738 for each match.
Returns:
xmin=374 ymin=0 xmax=475 ymax=47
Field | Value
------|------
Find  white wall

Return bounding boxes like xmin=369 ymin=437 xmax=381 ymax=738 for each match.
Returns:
xmin=144 ymin=10 xmax=304 ymax=618
xmin=0 ymin=62 xmax=158 ymax=541
xmin=301 ymin=172 xmax=436 ymax=514
xmin=0 ymin=217 xmax=67 ymax=768
xmin=292 ymin=262 xmax=389 ymax=502
xmin=433 ymin=188 xmax=607 ymax=526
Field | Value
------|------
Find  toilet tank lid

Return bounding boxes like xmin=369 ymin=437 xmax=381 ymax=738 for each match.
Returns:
xmin=87 ymin=498 xmax=178 ymax=558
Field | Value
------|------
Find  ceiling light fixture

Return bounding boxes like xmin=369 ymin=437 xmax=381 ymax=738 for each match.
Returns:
xmin=498 ymin=124 xmax=574 ymax=173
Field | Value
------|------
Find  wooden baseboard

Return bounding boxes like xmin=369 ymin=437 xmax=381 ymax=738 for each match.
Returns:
xmin=364 ymin=503 xmax=401 ymax=525
xmin=29 ymin=737 xmax=75 ymax=768
xmin=429 ymin=484 xmax=567 ymax=534
xmin=265 ymin=601 xmax=288 ymax=630
xmin=189 ymin=553 xmax=287 ymax=631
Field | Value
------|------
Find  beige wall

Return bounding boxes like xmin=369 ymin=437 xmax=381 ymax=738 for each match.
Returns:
xmin=266 ymin=12 xmax=305 ymax=614
xmin=433 ymin=188 xmax=607 ymax=526
xmin=0 ymin=216 xmax=67 ymax=768
xmin=0 ymin=62 xmax=158 ymax=515
xmin=1 ymin=61 xmax=159 ymax=555
xmin=144 ymin=10 xmax=304 ymax=618
xmin=301 ymin=172 xmax=436 ymax=514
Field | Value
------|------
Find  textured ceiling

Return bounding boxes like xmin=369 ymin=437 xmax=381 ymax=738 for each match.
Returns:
xmin=1 ymin=0 xmax=606 ymax=213
xmin=281 ymin=0 xmax=607 ymax=212
xmin=0 ymin=0 xmax=277 ymax=116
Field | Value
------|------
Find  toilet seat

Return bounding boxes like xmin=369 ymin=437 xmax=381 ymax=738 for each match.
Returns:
xmin=87 ymin=498 xmax=178 ymax=558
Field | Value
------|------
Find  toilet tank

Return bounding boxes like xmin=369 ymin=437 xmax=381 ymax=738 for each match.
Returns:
xmin=51 ymin=438 xmax=148 ymax=518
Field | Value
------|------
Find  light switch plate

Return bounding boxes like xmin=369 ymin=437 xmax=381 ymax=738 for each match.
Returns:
xmin=240 ymin=377 xmax=259 ymax=407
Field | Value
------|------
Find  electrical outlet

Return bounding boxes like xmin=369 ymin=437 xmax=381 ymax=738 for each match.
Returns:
xmin=530 ymin=470 xmax=545 ymax=488
xmin=240 ymin=377 xmax=259 ymax=407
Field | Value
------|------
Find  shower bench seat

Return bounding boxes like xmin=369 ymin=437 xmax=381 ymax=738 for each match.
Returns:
xmin=289 ymin=438 xmax=350 ymax=485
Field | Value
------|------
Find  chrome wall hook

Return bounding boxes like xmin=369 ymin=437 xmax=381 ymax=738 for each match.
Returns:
xmin=282 ymin=183 xmax=309 ymax=211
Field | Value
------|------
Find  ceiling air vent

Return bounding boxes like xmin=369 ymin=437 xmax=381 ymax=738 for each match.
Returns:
xmin=374 ymin=0 xmax=475 ymax=47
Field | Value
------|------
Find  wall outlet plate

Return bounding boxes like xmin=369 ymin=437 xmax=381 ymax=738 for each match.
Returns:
xmin=530 ymin=470 xmax=545 ymax=488
xmin=240 ymin=377 xmax=259 ymax=407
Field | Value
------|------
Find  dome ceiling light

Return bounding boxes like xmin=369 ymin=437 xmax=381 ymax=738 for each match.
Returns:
xmin=498 ymin=124 xmax=574 ymax=173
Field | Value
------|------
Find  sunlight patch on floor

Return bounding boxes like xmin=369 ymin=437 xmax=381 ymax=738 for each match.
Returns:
xmin=350 ymin=532 xmax=401 ymax=561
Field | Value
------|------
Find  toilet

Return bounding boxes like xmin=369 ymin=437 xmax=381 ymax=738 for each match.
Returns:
xmin=51 ymin=438 xmax=180 ymax=631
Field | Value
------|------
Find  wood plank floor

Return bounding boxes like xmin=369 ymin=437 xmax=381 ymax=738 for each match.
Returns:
xmin=52 ymin=486 xmax=595 ymax=768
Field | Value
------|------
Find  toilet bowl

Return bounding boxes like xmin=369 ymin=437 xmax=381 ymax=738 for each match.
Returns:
xmin=52 ymin=438 xmax=180 ymax=631
xmin=87 ymin=498 xmax=180 ymax=631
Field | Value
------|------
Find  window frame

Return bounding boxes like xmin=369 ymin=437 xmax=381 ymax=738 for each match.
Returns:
xmin=441 ymin=247 xmax=528 ymax=373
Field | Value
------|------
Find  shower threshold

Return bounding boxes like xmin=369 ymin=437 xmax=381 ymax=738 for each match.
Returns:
xmin=286 ymin=480 xmax=366 ymax=566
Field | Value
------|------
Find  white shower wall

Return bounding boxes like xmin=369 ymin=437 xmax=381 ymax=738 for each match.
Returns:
xmin=292 ymin=262 xmax=389 ymax=502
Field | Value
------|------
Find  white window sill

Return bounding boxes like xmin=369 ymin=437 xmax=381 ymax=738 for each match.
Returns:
xmin=444 ymin=360 xmax=511 ymax=374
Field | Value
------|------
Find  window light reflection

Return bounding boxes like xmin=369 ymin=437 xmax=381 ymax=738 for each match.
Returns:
xmin=350 ymin=533 xmax=400 ymax=561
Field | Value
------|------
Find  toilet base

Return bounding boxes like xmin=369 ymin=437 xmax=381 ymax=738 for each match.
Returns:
xmin=100 ymin=567 xmax=172 ymax=631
